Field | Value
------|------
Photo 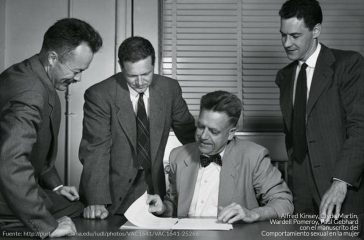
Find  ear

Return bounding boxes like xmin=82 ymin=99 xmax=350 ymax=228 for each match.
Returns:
xmin=227 ymin=127 xmax=237 ymax=140
xmin=312 ymin=23 xmax=321 ymax=39
xmin=47 ymin=51 xmax=59 ymax=67
xmin=118 ymin=60 xmax=124 ymax=71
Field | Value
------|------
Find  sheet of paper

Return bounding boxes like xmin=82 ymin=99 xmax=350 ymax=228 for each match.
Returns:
xmin=173 ymin=218 xmax=233 ymax=230
xmin=122 ymin=191 xmax=178 ymax=229
xmin=121 ymin=191 xmax=232 ymax=231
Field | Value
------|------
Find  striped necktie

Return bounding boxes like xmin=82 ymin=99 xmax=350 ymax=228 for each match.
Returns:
xmin=136 ymin=93 xmax=153 ymax=193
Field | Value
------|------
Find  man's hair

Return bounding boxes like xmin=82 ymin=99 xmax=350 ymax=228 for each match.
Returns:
xmin=279 ymin=0 xmax=322 ymax=30
xmin=200 ymin=91 xmax=242 ymax=127
xmin=118 ymin=36 xmax=155 ymax=68
xmin=41 ymin=18 xmax=103 ymax=61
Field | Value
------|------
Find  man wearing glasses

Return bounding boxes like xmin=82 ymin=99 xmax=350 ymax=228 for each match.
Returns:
xmin=0 ymin=18 xmax=102 ymax=238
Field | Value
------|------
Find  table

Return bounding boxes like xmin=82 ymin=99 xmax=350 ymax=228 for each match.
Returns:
xmin=1 ymin=215 xmax=361 ymax=239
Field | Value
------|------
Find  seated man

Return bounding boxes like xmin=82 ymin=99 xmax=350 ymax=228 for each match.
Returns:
xmin=148 ymin=91 xmax=293 ymax=223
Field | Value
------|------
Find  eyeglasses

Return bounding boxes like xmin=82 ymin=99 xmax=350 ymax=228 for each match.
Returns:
xmin=61 ymin=61 xmax=83 ymax=78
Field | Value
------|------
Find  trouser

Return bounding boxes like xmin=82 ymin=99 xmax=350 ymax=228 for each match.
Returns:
xmin=116 ymin=169 xmax=147 ymax=215
xmin=289 ymin=153 xmax=364 ymax=239
xmin=289 ymin=154 xmax=321 ymax=213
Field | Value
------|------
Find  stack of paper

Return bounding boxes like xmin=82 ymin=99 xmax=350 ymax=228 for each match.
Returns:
xmin=120 ymin=192 xmax=232 ymax=231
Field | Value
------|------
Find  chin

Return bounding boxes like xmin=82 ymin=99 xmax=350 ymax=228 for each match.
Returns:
xmin=56 ymin=86 xmax=67 ymax=91
xmin=198 ymin=145 xmax=213 ymax=155
xmin=135 ymin=88 xmax=147 ymax=93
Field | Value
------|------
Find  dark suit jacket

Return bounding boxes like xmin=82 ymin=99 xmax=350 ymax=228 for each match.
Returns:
xmin=79 ymin=72 xmax=195 ymax=214
xmin=163 ymin=138 xmax=293 ymax=217
xmin=0 ymin=55 xmax=62 ymax=234
xmin=276 ymin=44 xmax=364 ymax=213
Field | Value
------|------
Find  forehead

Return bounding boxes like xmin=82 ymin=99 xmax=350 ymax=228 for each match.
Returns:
xmin=66 ymin=43 xmax=94 ymax=69
xmin=123 ymin=56 xmax=153 ymax=75
xmin=280 ymin=17 xmax=309 ymax=33
xmin=198 ymin=110 xmax=231 ymax=130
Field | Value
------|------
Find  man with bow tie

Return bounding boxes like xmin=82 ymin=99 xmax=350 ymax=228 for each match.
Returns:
xmin=148 ymin=91 xmax=293 ymax=223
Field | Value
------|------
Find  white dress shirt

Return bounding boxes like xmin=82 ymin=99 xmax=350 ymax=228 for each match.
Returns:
xmin=188 ymin=150 xmax=225 ymax=217
xmin=128 ymin=85 xmax=150 ymax=117
xmin=292 ymin=43 xmax=321 ymax=104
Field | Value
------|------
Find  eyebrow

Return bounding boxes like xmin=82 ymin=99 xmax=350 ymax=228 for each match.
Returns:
xmin=280 ymin=30 xmax=301 ymax=35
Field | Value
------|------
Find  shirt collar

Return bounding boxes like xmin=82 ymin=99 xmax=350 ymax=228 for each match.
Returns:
xmin=127 ymin=84 xmax=150 ymax=98
xmin=300 ymin=42 xmax=321 ymax=69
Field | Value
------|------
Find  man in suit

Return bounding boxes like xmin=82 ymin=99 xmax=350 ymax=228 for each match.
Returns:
xmin=79 ymin=36 xmax=196 ymax=220
xmin=148 ymin=91 xmax=293 ymax=223
xmin=0 ymin=18 xmax=102 ymax=238
xmin=276 ymin=0 xmax=364 ymax=225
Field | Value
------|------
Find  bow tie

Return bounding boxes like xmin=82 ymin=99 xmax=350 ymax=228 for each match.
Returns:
xmin=200 ymin=154 xmax=222 ymax=168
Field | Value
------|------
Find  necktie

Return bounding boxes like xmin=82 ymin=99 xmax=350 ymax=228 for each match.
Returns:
xmin=200 ymin=154 xmax=222 ymax=168
xmin=136 ymin=93 xmax=153 ymax=193
xmin=292 ymin=63 xmax=308 ymax=162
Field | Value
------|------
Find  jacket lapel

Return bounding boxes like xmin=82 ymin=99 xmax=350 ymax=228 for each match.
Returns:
xmin=115 ymin=74 xmax=137 ymax=150
xmin=218 ymin=140 xmax=240 ymax=207
xmin=306 ymin=45 xmax=335 ymax=117
xmin=149 ymin=77 xmax=166 ymax=163
xmin=178 ymin=146 xmax=200 ymax=216
xmin=29 ymin=55 xmax=60 ymax=139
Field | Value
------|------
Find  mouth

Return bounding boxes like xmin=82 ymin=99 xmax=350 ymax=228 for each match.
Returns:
xmin=199 ymin=141 xmax=212 ymax=147
xmin=285 ymin=49 xmax=296 ymax=53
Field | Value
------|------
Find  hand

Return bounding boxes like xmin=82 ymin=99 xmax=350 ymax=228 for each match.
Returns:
xmin=146 ymin=194 xmax=166 ymax=215
xmin=320 ymin=180 xmax=347 ymax=224
xmin=218 ymin=203 xmax=260 ymax=224
xmin=49 ymin=216 xmax=76 ymax=238
xmin=55 ymin=186 xmax=79 ymax=201
xmin=83 ymin=205 xmax=109 ymax=219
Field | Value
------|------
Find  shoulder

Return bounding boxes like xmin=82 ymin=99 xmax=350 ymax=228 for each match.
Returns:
xmin=87 ymin=73 xmax=120 ymax=94
xmin=322 ymin=45 xmax=364 ymax=67
xmin=227 ymin=138 xmax=270 ymax=164
xmin=0 ymin=58 xmax=48 ymax=107
xmin=152 ymin=74 xmax=181 ymax=90
xmin=329 ymin=46 xmax=363 ymax=60
xmin=231 ymin=138 xmax=268 ymax=154
xmin=169 ymin=142 xmax=198 ymax=163
xmin=1 ymin=58 xmax=45 ymax=93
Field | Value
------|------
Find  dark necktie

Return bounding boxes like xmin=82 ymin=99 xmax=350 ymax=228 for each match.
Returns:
xmin=292 ymin=63 xmax=308 ymax=162
xmin=136 ymin=93 xmax=153 ymax=193
xmin=200 ymin=154 xmax=222 ymax=168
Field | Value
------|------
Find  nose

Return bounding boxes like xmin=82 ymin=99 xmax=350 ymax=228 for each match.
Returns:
xmin=282 ymin=36 xmax=292 ymax=48
xmin=136 ymin=75 xmax=143 ymax=86
xmin=73 ymin=72 xmax=82 ymax=82
xmin=200 ymin=127 xmax=209 ymax=139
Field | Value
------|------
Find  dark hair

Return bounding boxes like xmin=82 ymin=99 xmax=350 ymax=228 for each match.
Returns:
xmin=200 ymin=91 xmax=242 ymax=127
xmin=279 ymin=0 xmax=322 ymax=30
xmin=41 ymin=18 xmax=102 ymax=60
xmin=118 ymin=36 xmax=155 ymax=68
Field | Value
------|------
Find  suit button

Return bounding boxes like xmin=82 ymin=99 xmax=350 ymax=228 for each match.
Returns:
xmin=128 ymin=179 xmax=132 ymax=183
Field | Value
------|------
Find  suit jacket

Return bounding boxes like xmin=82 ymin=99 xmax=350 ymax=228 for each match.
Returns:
xmin=0 ymin=55 xmax=62 ymax=234
xmin=79 ymin=72 xmax=195 ymax=214
xmin=276 ymin=44 xmax=364 ymax=213
xmin=163 ymin=138 xmax=293 ymax=217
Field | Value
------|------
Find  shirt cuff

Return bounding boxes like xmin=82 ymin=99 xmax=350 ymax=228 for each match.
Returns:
xmin=53 ymin=185 xmax=64 ymax=192
xmin=333 ymin=178 xmax=352 ymax=187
